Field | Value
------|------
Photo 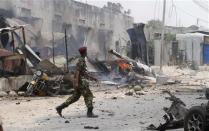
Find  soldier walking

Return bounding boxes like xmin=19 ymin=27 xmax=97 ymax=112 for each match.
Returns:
xmin=56 ymin=46 xmax=98 ymax=118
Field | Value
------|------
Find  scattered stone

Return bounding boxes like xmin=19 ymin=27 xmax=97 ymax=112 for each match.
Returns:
xmin=65 ymin=120 xmax=70 ymax=123
xmin=104 ymin=91 xmax=111 ymax=94
xmin=18 ymin=91 xmax=25 ymax=96
xmin=139 ymin=121 xmax=145 ymax=124
xmin=147 ymin=124 xmax=157 ymax=130
xmin=45 ymin=118 xmax=50 ymax=121
xmin=84 ymin=126 xmax=99 ymax=129
xmin=111 ymin=97 xmax=117 ymax=99
xmin=9 ymin=91 xmax=18 ymax=97
xmin=133 ymin=85 xmax=142 ymax=92
xmin=0 ymin=91 xmax=7 ymax=97
xmin=108 ymin=113 xmax=114 ymax=116
xmin=16 ymin=102 xmax=20 ymax=105
xmin=125 ymin=89 xmax=134 ymax=96
xmin=135 ymin=91 xmax=145 ymax=96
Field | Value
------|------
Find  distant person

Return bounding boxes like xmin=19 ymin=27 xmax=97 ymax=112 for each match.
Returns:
xmin=56 ymin=46 xmax=98 ymax=118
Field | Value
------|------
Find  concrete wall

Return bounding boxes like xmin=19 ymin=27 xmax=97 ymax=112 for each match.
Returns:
xmin=154 ymin=40 xmax=172 ymax=66
xmin=0 ymin=75 xmax=32 ymax=92
xmin=177 ymin=33 xmax=204 ymax=65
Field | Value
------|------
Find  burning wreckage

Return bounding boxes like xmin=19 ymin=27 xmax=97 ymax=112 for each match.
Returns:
xmin=0 ymin=17 xmax=74 ymax=96
xmin=0 ymin=16 xmax=155 ymax=97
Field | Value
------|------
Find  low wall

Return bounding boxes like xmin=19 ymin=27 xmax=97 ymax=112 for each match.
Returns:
xmin=0 ymin=75 xmax=32 ymax=92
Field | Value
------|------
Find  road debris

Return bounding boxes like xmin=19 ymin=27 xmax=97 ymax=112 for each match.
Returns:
xmin=147 ymin=90 xmax=188 ymax=130
xmin=64 ymin=120 xmax=70 ymax=123
xmin=84 ymin=126 xmax=99 ymax=129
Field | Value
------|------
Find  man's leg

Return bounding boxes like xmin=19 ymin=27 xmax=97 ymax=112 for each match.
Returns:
xmin=82 ymin=87 xmax=98 ymax=118
xmin=56 ymin=90 xmax=81 ymax=117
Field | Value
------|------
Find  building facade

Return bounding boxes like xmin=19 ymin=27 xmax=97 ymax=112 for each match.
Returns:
xmin=0 ymin=0 xmax=134 ymax=61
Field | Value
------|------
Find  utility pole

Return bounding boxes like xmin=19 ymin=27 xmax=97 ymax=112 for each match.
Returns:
xmin=196 ymin=18 xmax=199 ymax=27
xmin=160 ymin=0 xmax=166 ymax=71
xmin=52 ymin=32 xmax=55 ymax=64
xmin=65 ymin=29 xmax=69 ymax=73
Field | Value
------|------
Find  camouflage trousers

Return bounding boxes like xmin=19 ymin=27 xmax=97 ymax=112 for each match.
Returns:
xmin=64 ymin=79 xmax=93 ymax=108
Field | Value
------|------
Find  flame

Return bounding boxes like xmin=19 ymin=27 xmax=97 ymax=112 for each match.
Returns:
xmin=117 ymin=61 xmax=131 ymax=71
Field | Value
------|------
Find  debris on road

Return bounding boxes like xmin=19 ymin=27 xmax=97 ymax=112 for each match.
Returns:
xmin=84 ymin=126 xmax=99 ymax=129
xmin=147 ymin=90 xmax=188 ymax=130
xmin=64 ymin=120 xmax=70 ymax=123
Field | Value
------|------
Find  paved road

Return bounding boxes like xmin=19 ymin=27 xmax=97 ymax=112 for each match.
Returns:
xmin=0 ymin=86 xmax=207 ymax=131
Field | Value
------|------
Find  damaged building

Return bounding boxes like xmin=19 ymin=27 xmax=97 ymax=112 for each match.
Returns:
xmin=0 ymin=0 xmax=133 ymax=64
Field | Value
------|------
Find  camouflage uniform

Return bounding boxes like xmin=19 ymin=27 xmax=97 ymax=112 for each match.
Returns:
xmin=64 ymin=57 xmax=93 ymax=108
xmin=56 ymin=46 xmax=97 ymax=118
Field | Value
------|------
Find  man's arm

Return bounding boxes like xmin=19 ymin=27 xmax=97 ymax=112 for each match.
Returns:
xmin=85 ymin=73 xmax=98 ymax=82
xmin=74 ymin=71 xmax=80 ymax=88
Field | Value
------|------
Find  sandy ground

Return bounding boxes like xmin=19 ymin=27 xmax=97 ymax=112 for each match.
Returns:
xmin=0 ymin=66 xmax=209 ymax=131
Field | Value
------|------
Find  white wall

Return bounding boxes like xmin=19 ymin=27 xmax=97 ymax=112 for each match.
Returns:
xmin=177 ymin=33 xmax=205 ymax=65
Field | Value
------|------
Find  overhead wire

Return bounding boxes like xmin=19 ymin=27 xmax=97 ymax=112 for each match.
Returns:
xmin=154 ymin=0 xmax=158 ymax=19
xmin=157 ymin=0 xmax=161 ymax=20
xmin=172 ymin=0 xmax=209 ymax=25
xmin=192 ymin=0 xmax=209 ymax=12
xmin=168 ymin=0 xmax=178 ymax=26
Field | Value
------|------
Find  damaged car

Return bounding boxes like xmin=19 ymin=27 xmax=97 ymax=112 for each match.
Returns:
xmin=184 ymin=102 xmax=209 ymax=131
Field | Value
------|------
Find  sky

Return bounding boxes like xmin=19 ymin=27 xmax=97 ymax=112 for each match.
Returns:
xmin=76 ymin=0 xmax=209 ymax=28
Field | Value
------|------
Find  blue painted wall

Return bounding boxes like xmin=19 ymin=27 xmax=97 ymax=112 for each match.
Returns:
xmin=203 ymin=43 xmax=209 ymax=64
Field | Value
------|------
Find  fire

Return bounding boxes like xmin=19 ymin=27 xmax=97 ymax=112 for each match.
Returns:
xmin=117 ymin=60 xmax=132 ymax=71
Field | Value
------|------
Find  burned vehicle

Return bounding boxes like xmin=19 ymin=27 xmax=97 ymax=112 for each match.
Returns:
xmin=147 ymin=90 xmax=188 ymax=131
xmin=183 ymin=88 xmax=209 ymax=131
xmin=148 ymin=90 xmax=209 ymax=131
xmin=184 ymin=102 xmax=209 ymax=131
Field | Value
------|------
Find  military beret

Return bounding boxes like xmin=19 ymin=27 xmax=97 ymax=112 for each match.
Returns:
xmin=78 ymin=46 xmax=87 ymax=54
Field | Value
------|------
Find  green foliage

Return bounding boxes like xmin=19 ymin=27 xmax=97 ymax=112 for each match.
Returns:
xmin=147 ymin=20 xmax=163 ymax=29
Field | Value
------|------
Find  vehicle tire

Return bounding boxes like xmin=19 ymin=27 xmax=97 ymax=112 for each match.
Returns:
xmin=184 ymin=106 xmax=207 ymax=131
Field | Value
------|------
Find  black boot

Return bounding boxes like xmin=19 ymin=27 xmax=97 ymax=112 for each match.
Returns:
xmin=87 ymin=107 xmax=98 ymax=118
xmin=56 ymin=103 xmax=68 ymax=117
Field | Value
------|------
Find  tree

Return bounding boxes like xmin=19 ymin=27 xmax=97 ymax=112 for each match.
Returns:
xmin=147 ymin=20 xmax=163 ymax=30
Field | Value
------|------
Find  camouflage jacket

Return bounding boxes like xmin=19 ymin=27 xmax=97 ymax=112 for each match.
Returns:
xmin=76 ymin=56 xmax=87 ymax=80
